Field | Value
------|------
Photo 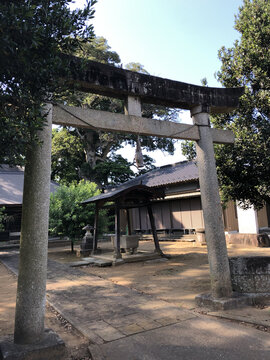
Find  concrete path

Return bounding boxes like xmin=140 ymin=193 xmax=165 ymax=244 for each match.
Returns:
xmin=1 ymin=251 xmax=269 ymax=360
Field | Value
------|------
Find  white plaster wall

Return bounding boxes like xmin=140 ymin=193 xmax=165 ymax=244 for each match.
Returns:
xmin=237 ymin=205 xmax=259 ymax=234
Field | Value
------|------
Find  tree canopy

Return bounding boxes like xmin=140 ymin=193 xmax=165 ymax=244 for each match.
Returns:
xmin=183 ymin=0 xmax=270 ymax=209
xmin=51 ymin=37 xmax=178 ymax=187
xmin=49 ymin=181 xmax=108 ymax=249
xmin=0 ymin=0 xmax=96 ymax=165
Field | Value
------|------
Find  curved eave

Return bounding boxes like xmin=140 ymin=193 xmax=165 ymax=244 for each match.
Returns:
xmin=82 ymin=184 xmax=159 ymax=204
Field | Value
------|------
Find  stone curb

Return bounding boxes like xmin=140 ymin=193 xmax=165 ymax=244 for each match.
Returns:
xmin=207 ymin=311 xmax=270 ymax=328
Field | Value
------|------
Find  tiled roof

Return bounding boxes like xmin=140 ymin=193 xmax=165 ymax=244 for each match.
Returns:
xmin=83 ymin=161 xmax=198 ymax=203
xmin=0 ymin=165 xmax=59 ymax=205
xmin=138 ymin=160 xmax=198 ymax=188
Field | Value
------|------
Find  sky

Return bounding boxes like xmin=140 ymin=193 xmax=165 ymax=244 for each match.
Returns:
xmin=72 ymin=0 xmax=244 ymax=167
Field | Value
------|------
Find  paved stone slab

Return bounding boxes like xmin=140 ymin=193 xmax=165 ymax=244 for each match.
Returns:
xmin=1 ymin=251 xmax=270 ymax=360
xmin=118 ymin=323 xmax=145 ymax=336
xmin=81 ymin=257 xmax=96 ymax=261
xmin=70 ymin=258 xmax=112 ymax=267
xmin=69 ymin=260 xmax=93 ymax=267
xmin=134 ymin=319 xmax=160 ymax=331
xmin=0 ymin=252 xmax=198 ymax=345
xmin=93 ymin=259 xmax=113 ymax=267
xmin=98 ymin=317 xmax=270 ymax=360
xmin=88 ymin=344 xmax=105 ymax=360
xmin=154 ymin=316 xmax=179 ymax=326
xmin=85 ymin=321 xmax=125 ymax=342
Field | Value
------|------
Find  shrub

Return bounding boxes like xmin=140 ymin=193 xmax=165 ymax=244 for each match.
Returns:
xmin=49 ymin=181 xmax=107 ymax=251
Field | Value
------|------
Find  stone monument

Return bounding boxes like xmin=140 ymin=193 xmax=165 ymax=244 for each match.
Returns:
xmin=80 ymin=225 xmax=94 ymax=256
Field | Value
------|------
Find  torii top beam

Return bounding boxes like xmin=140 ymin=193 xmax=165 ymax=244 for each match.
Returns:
xmin=64 ymin=55 xmax=244 ymax=114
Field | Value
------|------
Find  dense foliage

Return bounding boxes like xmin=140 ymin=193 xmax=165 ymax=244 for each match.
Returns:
xmin=0 ymin=0 xmax=96 ymax=164
xmin=183 ymin=0 xmax=270 ymax=209
xmin=49 ymin=181 xmax=108 ymax=249
xmin=51 ymin=128 xmax=85 ymax=184
xmin=51 ymin=36 xmax=178 ymax=186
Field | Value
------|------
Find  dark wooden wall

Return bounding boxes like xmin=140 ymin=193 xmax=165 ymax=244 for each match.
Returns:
xmin=131 ymin=196 xmax=204 ymax=232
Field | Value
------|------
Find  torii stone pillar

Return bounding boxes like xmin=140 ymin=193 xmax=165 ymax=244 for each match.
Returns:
xmin=14 ymin=104 xmax=53 ymax=344
xmin=191 ymin=105 xmax=232 ymax=299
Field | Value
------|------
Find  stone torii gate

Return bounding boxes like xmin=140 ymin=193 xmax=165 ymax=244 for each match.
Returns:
xmin=8 ymin=57 xmax=243 ymax=355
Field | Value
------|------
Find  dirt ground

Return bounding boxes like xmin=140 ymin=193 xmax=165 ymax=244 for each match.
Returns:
xmin=49 ymin=240 xmax=270 ymax=310
xmin=0 ymin=261 xmax=91 ymax=360
xmin=1 ymin=241 xmax=269 ymax=359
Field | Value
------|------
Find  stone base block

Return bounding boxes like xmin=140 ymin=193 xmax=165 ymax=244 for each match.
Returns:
xmin=226 ymin=233 xmax=270 ymax=247
xmin=0 ymin=329 xmax=65 ymax=360
xmin=78 ymin=249 xmax=92 ymax=257
xmin=229 ymin=256 xmax=270 ymax=293
xmin=111 ymin=235 xmax=139 ymax=253
xmin=195 ymin=292 xmax=254 ymax=311
xmin=196 ymin=292 xmax=270 ymax=311
xmin=112 ymin=258 xmax=125 ymax=266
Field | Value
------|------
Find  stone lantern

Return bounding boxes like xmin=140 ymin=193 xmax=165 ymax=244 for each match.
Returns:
xmin=80 ymin=224 xmax=94 ymax=256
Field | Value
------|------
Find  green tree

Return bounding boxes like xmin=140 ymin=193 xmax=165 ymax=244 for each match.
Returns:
xmin=76 ymin=36 xmax=121 ymax=65
xmin=51 ymin=38 xmax=178 ymax=186
xmin=49 ymin=180 xmax=108 ymax=252
xmin=0 ymin=0 xmax=96 ymax=165
xmin=51 ymin=127 xmax=158 ymax=187
xmin=183 ymin=0 xmax=270 ymax=209
xmin=51 ymin=128 xmax=85 ymax=184
xmin=125 ymin=62 xmax=148 ymax=74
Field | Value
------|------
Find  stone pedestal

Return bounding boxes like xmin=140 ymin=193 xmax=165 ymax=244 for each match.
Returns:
xmin=111 ymin=235 xmax=139 ymax=255
xmin=0 ymin=329 xmax=65 ymax=360
xmin=196 ymin=228 xmax=206 ymax=245
xmin=80 ymin=235 xmax=94 ymax=256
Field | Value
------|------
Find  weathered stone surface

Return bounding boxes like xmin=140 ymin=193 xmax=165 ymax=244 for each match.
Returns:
xmin=226 ymin=233 xmax=270 ymax=247
xmin=53 ymin=104 xmax=200 ymax=140
xmin=229 ymin=257 xmax=270 ymax=293
xmin=69 ymin=260 xmax=93 ymax=267
xmin=230 ymin=257 xmax=270 ymax=275
xmin=0 ymin=329 xmax=65 ymax=360
xmin=80 ymin=234 xmax=94 ymax=254
xmin=52 ymin=104 xmax=235 ymax=144
xmin=195 ymin=293 xmax=254 ymax=311
xmin=1 ymin=253 xmax=198 ymax=347
xmin=111 ymin=235 xmax=139 ymax=253
xmin=14 ymin=104 xmax=53 ymax=344
xmin=118 ymin=324 xmax=144 ymax=336
xmin=94 ymin=318 xmax=270 ymax=360
xmin=195 ymin=228 xmax=206 ymax=245
xmin=63 ymin=55 xmax=244 ymax=113
xmin=3 ymin=252 xmax=270 ymax=360
xmin=88 ymin=344 xmax=105 ymax=360
xmin=86 ymin=321 xmax=125 ymax=342
xmin=192 ymin=108 xmax=232 ymax=299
